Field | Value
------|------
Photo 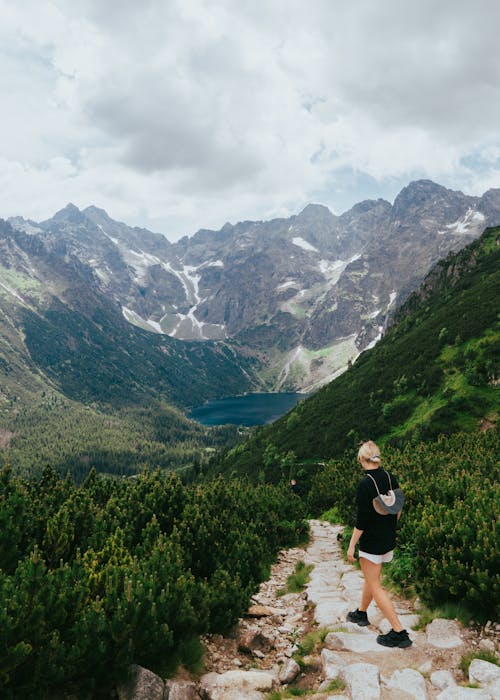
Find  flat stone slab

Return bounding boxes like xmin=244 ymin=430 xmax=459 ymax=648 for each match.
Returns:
xmin=341 ymin=662 xmax=380 ymax=700
xmin=341 ymin=571 xmax=365 ymax=590
xmin=324 ymin=631 xmax=391 ymax=653
xmin=426 ymin=618 xmax=463 ymax=648
xmin=246 ymin=605 xmax=283 ymax=617
xmin=386 ymin=668 xmax=427 ymax=700
xmin=313 ymin=600 xmax=350 ymax=627
xmin=436 ymin=688 xmax=492 ymax=699
xmin=200 ymin=670 xmax=275 ymax=698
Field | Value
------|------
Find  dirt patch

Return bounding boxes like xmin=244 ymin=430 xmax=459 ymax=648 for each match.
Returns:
xmin=0 ymin=429 xmax=14 ymax=449
xmin=480 ymin=418 xmax=496 ymax=431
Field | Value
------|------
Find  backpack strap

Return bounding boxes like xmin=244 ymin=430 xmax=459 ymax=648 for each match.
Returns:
xmin=366 ymin=470 xmax=392 ymax=495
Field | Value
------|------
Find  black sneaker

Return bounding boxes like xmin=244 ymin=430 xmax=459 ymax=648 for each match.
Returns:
xmin=346 ymin=609 xmax=369 ymax=626
xmin=376 ymin=629 xmax=412 ymax=648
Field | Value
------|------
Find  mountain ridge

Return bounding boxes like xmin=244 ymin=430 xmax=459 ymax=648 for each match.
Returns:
xmin=7 ymin=179 xmax=500 ymax=392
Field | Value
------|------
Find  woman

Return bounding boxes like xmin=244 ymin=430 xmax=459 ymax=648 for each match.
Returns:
xmin=346 ymin=440 xmax=412 ymax=648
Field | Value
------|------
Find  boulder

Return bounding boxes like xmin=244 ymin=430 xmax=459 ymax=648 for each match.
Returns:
xmin=469 ymin=658 xmax=500 ymax=686
xmin=386 ymin=669 xmax=426 ymax=700
xmin=278 ymin=658 xmax=300 ymax=684
xmin=237 ymin=628 xmax=274 ymax=654
xmin=341 ymin=662 xmax=380 ymax=700
xmin=469 ymin=658 xmax=500 ymax=699
xmin=430 ymin=670 xmax=456 ymax=690
xmin=117 ymin=664 xmax=165 ymax=700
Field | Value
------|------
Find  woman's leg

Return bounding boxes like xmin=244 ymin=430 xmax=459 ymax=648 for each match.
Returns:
xmin=359 ymin=557 xmax=403 ymax=631
xmin=360 ymin=578 xmax=373 ymax=612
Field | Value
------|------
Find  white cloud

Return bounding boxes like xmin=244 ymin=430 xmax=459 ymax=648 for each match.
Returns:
xmin=0 ymin=0 xmax=499 ymax=239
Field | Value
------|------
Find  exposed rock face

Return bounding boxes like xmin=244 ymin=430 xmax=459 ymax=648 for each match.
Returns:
xmin=9 ymin=181 xmax=500 ymax=391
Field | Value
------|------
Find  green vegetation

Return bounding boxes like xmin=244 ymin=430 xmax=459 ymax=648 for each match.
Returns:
xmin=219 ymin=227 xmax=499 ymax=478
xmin=1 ymin=394 xmax=239 ymax=481
xmin=0 ymin=466 xmax=307 ymax=698
xmin=277 ymin=560 xmax=314 ymax=596
xmin=322 ymin=679 xmax=347 ymax=694
xmin=413 ymin=601 xmax=475 ymax=629
xmin=294 ymin=628 xmax=329 ymax=658
xmin=306 ymin=430 xmax=499 ymax=620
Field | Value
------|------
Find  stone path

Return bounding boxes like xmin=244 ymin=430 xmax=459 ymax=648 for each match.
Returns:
xmin=118 ymin=520 xmax=499 ymax=700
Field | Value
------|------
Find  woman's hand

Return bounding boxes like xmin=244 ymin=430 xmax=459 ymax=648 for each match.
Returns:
xmin=347 ymin=545 xmax=356 ymax=563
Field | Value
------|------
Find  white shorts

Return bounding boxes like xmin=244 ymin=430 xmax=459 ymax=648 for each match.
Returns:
xmin=359 ymin=550 xmax=394 ymax=564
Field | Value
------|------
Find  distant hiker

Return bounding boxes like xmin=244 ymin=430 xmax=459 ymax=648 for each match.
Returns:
xmin=346 ymin=440 xmax=412 ymax=648
xmin=290 ymin=478 xmax=300 ymax=495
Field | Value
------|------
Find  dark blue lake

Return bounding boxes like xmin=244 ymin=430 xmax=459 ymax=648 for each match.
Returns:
xmin=189 ymin=392 xmax=306 ymax=426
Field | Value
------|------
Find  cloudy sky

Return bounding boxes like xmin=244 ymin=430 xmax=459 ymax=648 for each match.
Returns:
xmin=1 ymin=0 xmax=499 ymax=240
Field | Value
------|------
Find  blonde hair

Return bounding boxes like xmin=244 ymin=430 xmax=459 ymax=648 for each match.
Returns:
xmin=358 ymin=440 xmax=381 ymax=463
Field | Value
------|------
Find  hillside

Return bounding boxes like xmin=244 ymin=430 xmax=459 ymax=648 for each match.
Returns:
xmin=221 ymin=227 xmax=500 ymax=478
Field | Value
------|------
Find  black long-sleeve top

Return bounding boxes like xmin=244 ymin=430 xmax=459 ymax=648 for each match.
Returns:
xmin=355 ymin=468 xmax=400 ymax=555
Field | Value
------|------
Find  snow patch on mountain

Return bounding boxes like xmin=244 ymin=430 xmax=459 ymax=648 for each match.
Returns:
xmin=292 ymin=237 xmax=318 ymax=253
xmin=96 ymin=224 xmax=120 ymax=246
xmin=276 ymin=280 xmax=300 ymax=291
xmin=364 ymin=325 xmax=384 ymax=351
xmin=438 ymin=208 xmax=485 ymax=235
xmin=200 ymin=259 xmax=224 ymax=268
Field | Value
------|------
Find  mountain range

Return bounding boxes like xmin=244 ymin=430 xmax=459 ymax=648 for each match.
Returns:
xmin=3 ymin=179 xmax=500 ymax=408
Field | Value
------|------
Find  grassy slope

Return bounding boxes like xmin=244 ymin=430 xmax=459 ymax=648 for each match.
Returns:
xmin=220 ymin=227 xmax=500 ymax=479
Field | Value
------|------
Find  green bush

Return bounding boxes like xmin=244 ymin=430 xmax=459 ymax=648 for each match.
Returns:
xmin=0 ymin=467 xmax=308 ymax=698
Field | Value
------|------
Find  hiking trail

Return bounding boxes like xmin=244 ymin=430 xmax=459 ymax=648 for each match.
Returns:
xmin=120 ymin=520 xmax=499 ymax=700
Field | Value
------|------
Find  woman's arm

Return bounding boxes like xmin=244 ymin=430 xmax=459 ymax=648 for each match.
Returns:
xmin=347 ymin=527 xmax=364 ymax=562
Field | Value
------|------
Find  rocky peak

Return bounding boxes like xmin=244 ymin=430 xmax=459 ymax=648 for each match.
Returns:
xmin=392 ymin=179 xmax=460 ymax=217
xmin=45 ymin=202 xmax=85 ymax=226
xmin=295 ymin=203 xmax=336 ymax=224
xmin=83 ymin=205 xmax=111 ymax=221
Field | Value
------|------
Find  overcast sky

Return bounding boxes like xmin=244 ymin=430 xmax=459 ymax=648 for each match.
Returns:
xmin=1 ymin=0 xmax=499 ymax=241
